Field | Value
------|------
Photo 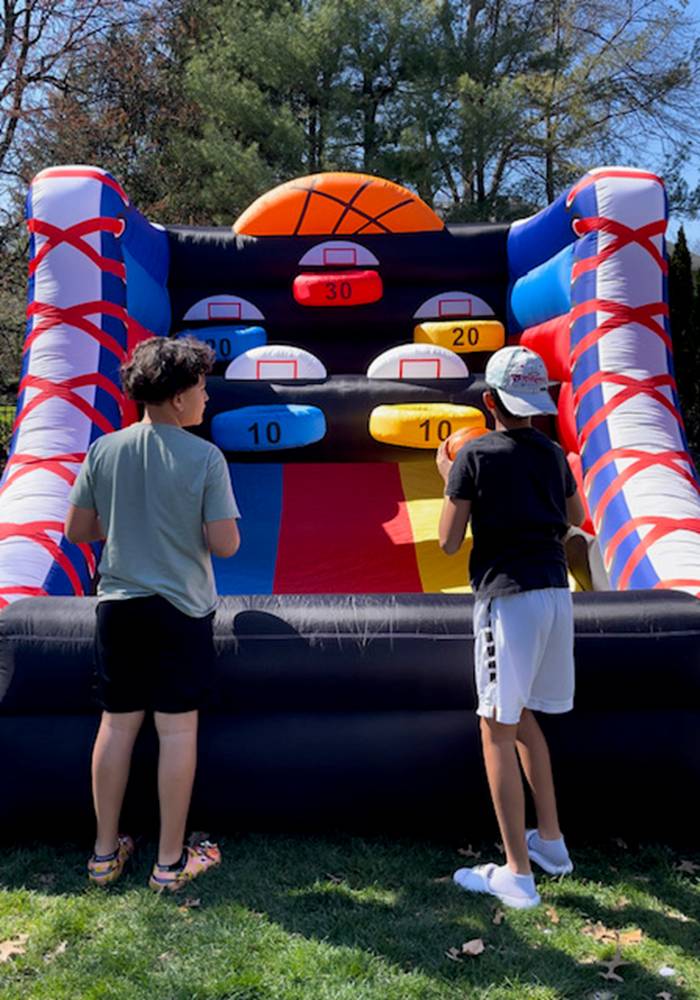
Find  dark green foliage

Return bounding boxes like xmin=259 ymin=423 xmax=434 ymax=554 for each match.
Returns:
xmin=669 ymin=227 xmax=700 ymax=453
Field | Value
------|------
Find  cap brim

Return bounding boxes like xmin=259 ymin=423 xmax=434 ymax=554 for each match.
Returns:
xmin=497 ymin=387 xmax=558 ymax=417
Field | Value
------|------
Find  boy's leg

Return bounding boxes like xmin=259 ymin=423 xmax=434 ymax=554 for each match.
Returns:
xmin=480 ymin=716 xmax=531 ymax=875
xmin=154 ymin=709 xmax=198 ymax=866
xmin=516 ymin=708 xmax=561 ymax=840
xmin=92 ymin=710 xmax=145 ymax=856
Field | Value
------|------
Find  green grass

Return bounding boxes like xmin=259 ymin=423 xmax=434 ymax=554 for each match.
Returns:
xmin=1 ymin=835 xmax=699 ymax=999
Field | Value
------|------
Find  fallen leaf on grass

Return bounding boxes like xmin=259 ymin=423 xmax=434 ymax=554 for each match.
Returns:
xmin=43 ymin=941 xmax=67 ymax=963
xmin=492 ymin=908 xmax=505 ymax=925
xmin=326 ymin=873 xmax=344 ymax=884
xmin=598 ymin=947 xmax=629 ymax=983
xmin=445 ymin=938 xmax=485 ymax=961
xmin=158 ymin=952 xmax=173 ymax=963
xmin=545 ymin=906 xmax=560 ymax=924
xmin=632 ymin=875 xmax=650 ymax=882
xmin=0 ymin=935 xmax=28 ymax=963
xmin=37 ymin=874 xmax=57 ymax=888
xmin=461 ymin=938 xmax=485 ymax=956
xmin=612 ymin=895 xmax=629 ymax=910
xmin=665 ymin=907 xmax=690 ymax=923
xmin=431 ymin=875 xmax=452 ymax=884
xmin=494 ymin=841 xmax=505 ymax=855
xmin=613 ymin=838 xmax=628 ymax=850
xmin=583 ymin=923 xmax=642 ymax=947
xmin=177 ymin=897 xmax=200 ymax=912
xmin=675 ymin=860 xmax=700 ymax=875
xmin=618 ymin=928 xmax=643 ymax=945
xmin=583 ymin=922 xmax=618 ymax=943
xmin=457 ymin=845 xmax=481 ymax=860
xmin=656 ymin=992 xmax=673 ymax=1000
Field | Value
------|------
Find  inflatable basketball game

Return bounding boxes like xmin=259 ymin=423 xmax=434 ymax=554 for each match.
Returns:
xmin=0 ymin=166 xmax=698 ymax=839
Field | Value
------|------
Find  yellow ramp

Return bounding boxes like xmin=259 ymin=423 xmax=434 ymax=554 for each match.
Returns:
xmin=398 ymin=460 xmax=472 ymax=594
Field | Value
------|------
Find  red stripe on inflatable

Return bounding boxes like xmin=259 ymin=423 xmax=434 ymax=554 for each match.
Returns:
xmin=572 ymin=218 xmax=667 ymax=277
xmin=584 ymin=449 xmax=700 ymax=531
xmin=33 ymin=168 xmax=129 ymax=206
xmin=0 ymin=586 xmax=48 ymax=596
xmin=653 ymin=579 xmax=700 ymax=597
xmin=574 ymin=373 xmax=682 ymax=443
xmin=0 ymin=585 xmax=48 ymax=608
xmin=77 ymin=542 xmax=97 ymax=576
xmin=566 ymin=170 xmax=663 ymax=208
xmin=15 ymin=373 xmax=123 ymax=436
xmin=26 ymin=300 xmax=128 ymax=359
xmin=604 ymin=515 xmax=700 ymax=590
xmin=28 ymin=217 xmax=125 ymax=278
xmin=570 ymin=299 xmax=671 ymax=364
xmin=0 ymin=452 xmax=85 ymax=498
xmin=0 ymin=521 xmax=84 ymax=595
xmin=616 ymin=517 xmax=700 ymax=591
xmin=273 ymin=463 xmax=421 ymax=593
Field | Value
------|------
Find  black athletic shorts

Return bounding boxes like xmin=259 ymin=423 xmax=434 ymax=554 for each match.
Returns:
xmin=94 ymin=595 xmax=216 ymax=713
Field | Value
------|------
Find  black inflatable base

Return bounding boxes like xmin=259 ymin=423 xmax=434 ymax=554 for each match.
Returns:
xmin=1 ymin=592 xmax=699 ymax=842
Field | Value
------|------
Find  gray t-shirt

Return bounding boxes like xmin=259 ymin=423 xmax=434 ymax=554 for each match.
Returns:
xmin=69 ymin=422 xmax=239 ymax=617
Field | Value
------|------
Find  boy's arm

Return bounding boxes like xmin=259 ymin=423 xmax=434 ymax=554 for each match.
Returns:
xmin=204 ymin=518 xmax=240 ymax=559
xmin=439 ymin=496 xmax=471 ymax=554
xmin=65 ymin=504 xmax=105 ymax=544
xmin=566 ymin=488 xmax=586 ymax=527
xmin=436 ymin=440 xmax=471 ymax=554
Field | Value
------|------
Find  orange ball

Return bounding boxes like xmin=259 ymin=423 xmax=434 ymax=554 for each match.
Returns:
xmin=445 ymin=425 xmax=488 ymax=461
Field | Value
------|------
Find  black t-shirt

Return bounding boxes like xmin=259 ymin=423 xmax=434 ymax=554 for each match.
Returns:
xmin=446 ymin=427 xmax=576 ymax=598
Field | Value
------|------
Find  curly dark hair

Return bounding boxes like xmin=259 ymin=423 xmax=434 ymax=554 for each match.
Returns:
xmin=120 ymin=337 xmax=215 ymax=404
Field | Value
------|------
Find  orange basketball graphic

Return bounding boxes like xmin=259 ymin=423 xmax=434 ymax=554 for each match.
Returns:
xmin=445 ymin=425 xmax=488 ymax=461
xmin=233 ymin=172 xmax=445 ymax=237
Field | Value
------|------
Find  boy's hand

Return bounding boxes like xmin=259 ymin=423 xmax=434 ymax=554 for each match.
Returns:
xmin=436 ymin=440 xmax=453 ymax=483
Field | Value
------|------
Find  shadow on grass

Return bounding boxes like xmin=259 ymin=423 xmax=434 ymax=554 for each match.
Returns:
xmin=1 ymin=835 xmax=698 ymax=999
xmin=201 ymin=835 xmax=700 ymax=999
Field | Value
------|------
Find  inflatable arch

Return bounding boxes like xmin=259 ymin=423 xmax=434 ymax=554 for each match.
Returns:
xmin=0 ymin=166 xmax=699 ymax=838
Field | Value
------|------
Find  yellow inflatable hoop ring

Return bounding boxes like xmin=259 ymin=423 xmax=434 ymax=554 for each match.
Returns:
xmin=414 ymin=320 xmax=505 ymax=353
xmin=369 ymin=403 xmax=486 ymax=449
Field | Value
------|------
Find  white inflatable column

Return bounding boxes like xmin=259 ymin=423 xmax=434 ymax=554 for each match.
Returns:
xmin=0 ymin=166 xmax=131 ymax=607
xmin=568 ymin=168 xmax=700 ymax=596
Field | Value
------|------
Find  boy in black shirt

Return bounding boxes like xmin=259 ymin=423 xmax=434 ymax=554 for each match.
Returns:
xmin=436 ymin=345 xmax=585 ymax=909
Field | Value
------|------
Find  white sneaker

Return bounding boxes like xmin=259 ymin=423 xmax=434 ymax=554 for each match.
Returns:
xmin=526 ymin=829 xmax=573 ymax=875
xmin=453 ymin=863 xmax=540 ymax=910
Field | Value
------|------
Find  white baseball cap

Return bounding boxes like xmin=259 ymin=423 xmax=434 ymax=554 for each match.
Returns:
xmin=484 ymin=346 xmax=557 ymax=417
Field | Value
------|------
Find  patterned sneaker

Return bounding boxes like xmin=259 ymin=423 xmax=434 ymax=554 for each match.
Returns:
xmin=87 ymin=835 xmax=135 ymax=887
xmin=149 ymin=841 xmax=221 ymax=893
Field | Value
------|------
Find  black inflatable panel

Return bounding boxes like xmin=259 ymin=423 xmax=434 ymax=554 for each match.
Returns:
xmin=199 ymin=374 xmax=492 ymax=463
xmin=1 ymin=592 xmax=699 ymax=838
xmin=2 ymin=592 xmax=699 ymax=715
xmin=166 ymin=225 xmax=511 ymax=373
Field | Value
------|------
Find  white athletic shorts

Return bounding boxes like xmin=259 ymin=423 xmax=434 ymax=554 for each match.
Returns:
xmin=473 ymin=588 xmax=574 ymax=725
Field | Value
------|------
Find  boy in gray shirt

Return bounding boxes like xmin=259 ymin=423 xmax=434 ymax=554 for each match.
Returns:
xmin=66 ymin=337 xmax=240 ymax=891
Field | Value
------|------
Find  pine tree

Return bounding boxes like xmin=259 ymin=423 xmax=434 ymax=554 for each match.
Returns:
xmin=669 ymin=226 xmax=699 ymax=453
